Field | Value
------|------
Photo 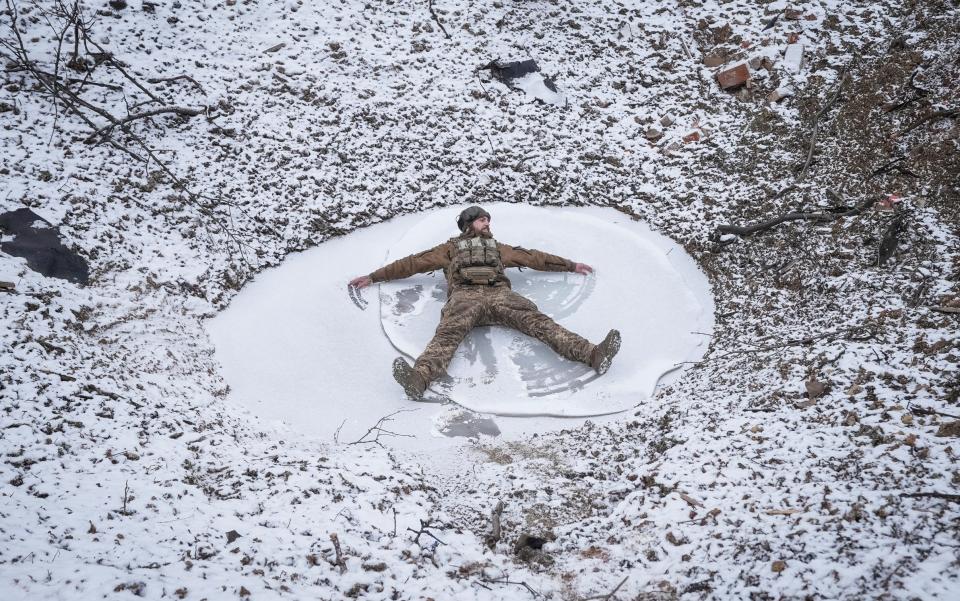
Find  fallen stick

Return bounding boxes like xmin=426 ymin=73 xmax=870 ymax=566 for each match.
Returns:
xmin=797 ymin=68 xmax=847 ymax=181
xmin=714 ymin=196 xmax=874 ymax=239
xmin=428 ymin=0 xmax=451 ymax=39
xmin=929 ymin=306 xmax=960 ymax=315
xmin=902 ymin=107 xmax=958 ymax=135
xmin=482 ymin=578 xmax=541 ymax=598
xmin=87 ymin=106 xmax=204 ymax=142
xmin=714 ymin=325 xmax=876 ymax=359
xmin=329 ymin=533 xmax=346 ymax=573
xmin=407 ymin=519 xmax=446 ymax=546
xmin=715 ymin=210 xmax=833 ymax=237
xmin=349 ymin=409 xmax=417 ymax=447
xmin=901 ymin=492 xmax=960 ymax=503
xmin=147 ymin=74 xmax=206 ymax=95
xmin=584 ymin=576 xmax=629 ymax=600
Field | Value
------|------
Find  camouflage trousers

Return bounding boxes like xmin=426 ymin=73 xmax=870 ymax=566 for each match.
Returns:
xmin=413 ymin=286 xmax=595 ymax=383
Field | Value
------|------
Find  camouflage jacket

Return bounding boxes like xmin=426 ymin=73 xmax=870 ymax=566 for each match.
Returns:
xmin=369 ymin=234 xmax=576 ymax=296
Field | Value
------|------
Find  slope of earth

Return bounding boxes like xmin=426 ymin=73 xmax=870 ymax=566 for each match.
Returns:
xmin=1 ymin=1 xmax=957 ymax=600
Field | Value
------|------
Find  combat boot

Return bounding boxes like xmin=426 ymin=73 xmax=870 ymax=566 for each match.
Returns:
xmin=393 ymin=357 xmax=427 ymax=400
xmin=590 ymin=329 xmax=621 ymax=375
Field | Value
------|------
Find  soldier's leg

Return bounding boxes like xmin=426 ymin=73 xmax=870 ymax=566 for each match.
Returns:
xmin=413 ymin=292 xmax=485 ymax=383
xmin=491 ymin=290 xmax=594 ymax=365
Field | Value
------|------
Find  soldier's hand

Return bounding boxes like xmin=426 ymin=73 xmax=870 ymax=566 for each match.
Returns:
xmin=350 ymin=275 xmax=373 ymax=288
xmin=574 ymin=263 xmax=593 ymax=275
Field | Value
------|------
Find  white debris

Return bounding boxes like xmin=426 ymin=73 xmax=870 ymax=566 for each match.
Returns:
xmin=783 ymin=43 xmax=804 ymax=73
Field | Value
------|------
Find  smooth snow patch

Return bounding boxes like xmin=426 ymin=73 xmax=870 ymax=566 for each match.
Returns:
xmin=206 ymin=205 xmax=713 ymax=451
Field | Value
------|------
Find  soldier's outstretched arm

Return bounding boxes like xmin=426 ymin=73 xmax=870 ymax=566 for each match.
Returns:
xmin=350 ymin=243 xmax=450 ymax=288
xmin=499 ymin=244 xmax=592 ymax=274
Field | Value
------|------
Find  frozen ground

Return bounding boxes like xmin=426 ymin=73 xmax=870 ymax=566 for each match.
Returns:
xmin=206 ymin=204 xmax=713 ymax=450
xmin=2 ymin=1 xmax=959 ymax=600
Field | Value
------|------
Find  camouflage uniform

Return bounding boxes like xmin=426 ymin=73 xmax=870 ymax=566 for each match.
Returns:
xmin=369 ymin=232 xmax=595 ymax=384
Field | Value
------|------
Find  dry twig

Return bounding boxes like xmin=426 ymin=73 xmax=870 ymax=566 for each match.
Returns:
xmin=428 ymin=0 xmax=450 ymax=39
xmin=349 ymin=409 xmax=417 ymax=447
xmin=584 ymin=576 xmax=629 ymax=600
xmin=797 ymin=68 xmax=847 ymax=181
xmin=481 ymin=577 xmax=541 ymax=598
xmin=329 ymin=533 xmax=346 ymax=573
xmin=407 ymin=518 xmax=446 ymax=546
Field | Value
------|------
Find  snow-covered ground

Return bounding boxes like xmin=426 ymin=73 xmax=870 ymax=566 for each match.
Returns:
xmin=2 ymin=1 xmax=958 ymax=599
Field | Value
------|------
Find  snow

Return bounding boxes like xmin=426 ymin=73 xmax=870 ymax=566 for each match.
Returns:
xmin=206 ymin=204 xmax=713 ymax=448
xmin=2 ymin=0 xmax=959 ymax=599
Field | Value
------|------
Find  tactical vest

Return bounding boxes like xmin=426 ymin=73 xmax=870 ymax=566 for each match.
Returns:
xmin=452 ymin=237 xmax=504 ymax=286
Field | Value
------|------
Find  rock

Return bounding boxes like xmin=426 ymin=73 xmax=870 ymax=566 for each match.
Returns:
xmin=645 ymin=127 xmax=663 ymax=141
xmin=0 ymin=208 xmax=89 ymax=285
xmin=901 ymin=414 xmax=914 ymax=426
xmin=805 ymin=378 xmax=826 ymax=400
xmin=767 ymin=86 xmax=794 ymax=102
xmin=513 ymin=532 xmax=554 ymax=567
xmin=660 ymin=114 xmax=675 ymax=127
xmin=513 ymin=533 xmax=547 ymax=553
xmin=843 ymin=411 xmax=859 ymax=426
xmin=703 ymin=52 xmax=727 ymax=68
xmin=716 ymin=62 xmax=750 ymax=90
xmin=665 ymin=531 xmax=687 ymax=546
xmin=108 ymin=0 xmax=127 ymax=10
xmin=771 ymin=560 xmax=787 ymax=573
xmin=482 ymin=58 xmax=565 ymax=106
xmin=936 ymin=420 xmax=960 ymax=438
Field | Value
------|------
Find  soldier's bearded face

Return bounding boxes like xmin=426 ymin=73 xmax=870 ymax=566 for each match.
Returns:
xmin=470 ymin=216 xmax=492 ymax=237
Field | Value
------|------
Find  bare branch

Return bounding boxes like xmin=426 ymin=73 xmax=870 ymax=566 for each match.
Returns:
xmin=86 ymin=105 xmax=204 ymax=142
xmin=147 ymin=74 xmax=206 ymax=95
xmin=349 ymin=409 xmax=417 ymax=447
xmin=428 ymin=0 xmax=450 ymax=39
xmin=797 ymin=68 xmax=847 ymax=182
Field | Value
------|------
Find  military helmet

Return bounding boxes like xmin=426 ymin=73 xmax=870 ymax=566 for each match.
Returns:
xmin=456 ymin=206 xmax=491 ymax=232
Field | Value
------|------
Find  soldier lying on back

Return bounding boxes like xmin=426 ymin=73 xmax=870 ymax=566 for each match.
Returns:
xmin=350 ymin=206 xmax=621 ymax=399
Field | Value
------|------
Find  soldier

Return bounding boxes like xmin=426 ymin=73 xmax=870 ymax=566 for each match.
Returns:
xmin=349 ymin=206 xmax=621 ymax=399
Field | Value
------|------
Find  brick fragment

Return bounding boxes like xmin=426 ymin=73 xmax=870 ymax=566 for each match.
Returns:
xmin=716 ymin=62 xmax=750 ymax=90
